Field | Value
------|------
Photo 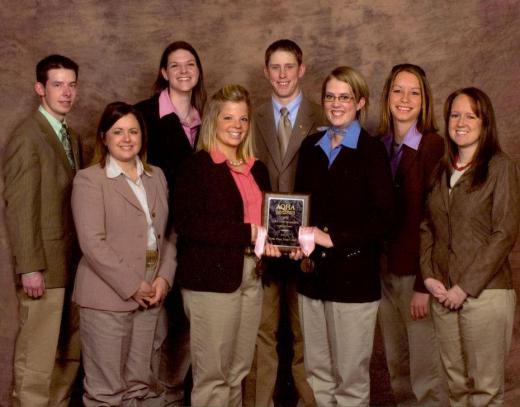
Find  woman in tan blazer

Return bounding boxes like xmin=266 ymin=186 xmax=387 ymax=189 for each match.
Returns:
xmin=72 ymin=102 xmax=176 ymax=406
xmin=420 ymin=88 xmax=520 ymax=406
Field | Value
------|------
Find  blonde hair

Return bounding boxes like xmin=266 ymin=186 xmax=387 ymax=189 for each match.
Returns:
xmin=197 ymin=84 xmax=255 ymax=160
xmin=321 ymin=66 xmax=369 ymax=125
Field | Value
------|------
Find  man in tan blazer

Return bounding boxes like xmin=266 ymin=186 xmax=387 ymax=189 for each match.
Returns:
xmin=3 ymin=54 xmax=82 ymax=407
xmin=245 ymin=39 xmax=322 ymax=407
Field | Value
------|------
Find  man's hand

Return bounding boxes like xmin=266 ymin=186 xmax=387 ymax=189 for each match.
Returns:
xmin=424 ymin=277 xmax=448 ymax=303
xmin=22 ymin=271 xmax=45 ymax=298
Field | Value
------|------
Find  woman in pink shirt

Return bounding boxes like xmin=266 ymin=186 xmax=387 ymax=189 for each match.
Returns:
xmin=134 ymin=41 xmax=206 ymax=403
xmin=173 ymin=84 xmax=278 ymax=407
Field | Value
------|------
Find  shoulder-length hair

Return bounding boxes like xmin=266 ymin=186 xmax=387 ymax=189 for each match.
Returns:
xmin=377 ymin=63 xmax=437 ymax=137
xmin=434 ymin=87 xmax=501 ymax=191
xmin=91 ymin=101 xmax=151 ymax=171
xmin=197 ymin=84 xmax=255 ymax=161
xmin=321 ymin=66 xmax=369 ymax=126
xmin=152 ymin=41 xmax=207 ymax=114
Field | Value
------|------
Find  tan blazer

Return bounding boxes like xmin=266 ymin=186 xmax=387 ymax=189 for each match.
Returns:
xmin=254 ymin=96 xmax=323 ymax=193
xmin=3 ymin=111 xmax=81 ymax=288
xmin=420 ymin=153 xmax=520 ymax=297
xmin=71 ymin=163 xmax=176 ymax=312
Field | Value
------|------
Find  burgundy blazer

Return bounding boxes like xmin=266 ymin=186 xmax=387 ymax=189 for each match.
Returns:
xmin=383 ymin=131 xmax=444 ymax=292
xmin=71 ymin=163 xmax=176 ymax=311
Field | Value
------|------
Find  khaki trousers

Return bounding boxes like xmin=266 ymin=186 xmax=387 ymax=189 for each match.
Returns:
xmin=379 ymin=273 xmax=447 ymax=406
xmin=80 ymin=305 xmax=163 ymax=407
xmin=245 ymin=267 xmax=315 ymax=407
xmin=182 ymin=256 xmax=262 ymax=407
xmin=431 ymin=289 xmax=515 ymax=407
xmin=299 ymin=294 xmax=379 ymax=407
xmin=13 ymin=287 xmax=80 ymax=407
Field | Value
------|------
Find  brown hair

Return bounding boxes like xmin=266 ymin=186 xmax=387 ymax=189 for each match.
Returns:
xmin=152 ymin=41 xmax=207 ymax=114
xmin=264 ymin=39 xmax=303 ymax=66
xmin=92 ymin=101 xmax=151 ymax=171
xmin=433 ymin=87 xmax=501 ymax=191
xmin=377 ymin=63 xmax=437 ymax=136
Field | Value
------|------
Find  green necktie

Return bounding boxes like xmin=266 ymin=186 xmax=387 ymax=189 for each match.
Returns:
xmin=60 ymin=124 xmax=75 ymax=170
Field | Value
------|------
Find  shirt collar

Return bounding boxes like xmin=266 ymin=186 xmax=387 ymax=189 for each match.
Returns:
xmin=317 ymin=120 xmax=361 ymax=150
xmin=105 ymin=155 xmax=151 ymax=179
xmin=38 ymin=105 xmax=66 ymax=139
xmin=381 ymin=122 xmax=422 ymax=152
xmin=272 ymin=91 xmax=303 ymax=117
xmin=158 ymin=88 xmax=202 ymax=128
xmin=209 ymin=149 xmax=256 ymax=174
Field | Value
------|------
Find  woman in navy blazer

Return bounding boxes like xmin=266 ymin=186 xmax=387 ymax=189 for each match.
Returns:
xmin=72 ymin=102 xmax=175 ymax=406
xmin=294 ymin=67 xmax=394 ymax=406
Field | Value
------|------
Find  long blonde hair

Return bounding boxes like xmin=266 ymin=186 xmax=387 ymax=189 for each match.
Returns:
xmin=197 ymin=84 xmax=255 ymax=160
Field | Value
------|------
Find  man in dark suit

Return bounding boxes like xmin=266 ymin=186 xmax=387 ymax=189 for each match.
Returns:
xmin=245 ymin=39 xmax=322 ymax=407
xmin=3 ymin=54 xmax=81 ymax=407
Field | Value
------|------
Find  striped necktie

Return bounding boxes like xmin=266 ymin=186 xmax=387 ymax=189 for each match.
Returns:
xmin=60 ymin=124 xmax=75 ymax=170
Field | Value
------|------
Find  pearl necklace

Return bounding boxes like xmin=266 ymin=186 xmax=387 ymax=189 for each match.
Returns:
xmin=227 ymin=158 xmax=244 ymax=167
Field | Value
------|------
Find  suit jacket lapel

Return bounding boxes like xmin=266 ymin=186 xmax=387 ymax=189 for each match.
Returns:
xmin=112 ymin=176 xmax=143 ymax=211
xmin=282 ymin=98 xmax=318 ymax=169
xmin=395 ymin=145 xmax=418 ymax=181
xmin=34 ymin=112 xmax=75 ymax=179
xmin=256 ymin=102 xmax=283 ymax=171
xmin=142 ymin=174 xmax=157 ymax=217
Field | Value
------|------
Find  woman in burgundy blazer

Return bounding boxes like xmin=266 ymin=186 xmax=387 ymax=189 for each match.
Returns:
xmin=377 ymin=64 xmax=446 ymax=406
xmin=72 ymin=102 xmax=175 ymax=406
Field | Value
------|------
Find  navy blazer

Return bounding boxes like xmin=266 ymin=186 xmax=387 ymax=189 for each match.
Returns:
xmin=173 ymin=150 xmax=271 ymax=293
xmin=295 ymin=129 xmax=394 ymax=303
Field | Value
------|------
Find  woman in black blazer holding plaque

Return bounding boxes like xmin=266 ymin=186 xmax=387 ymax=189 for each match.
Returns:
xmin=294 ymin=66 xmax=394 ymax=406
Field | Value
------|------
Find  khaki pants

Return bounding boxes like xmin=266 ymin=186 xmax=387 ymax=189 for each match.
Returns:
xmin=299 ymin=294 xmax=379 ymax=407
xmin=379 ymin=273 xmax=447 ymax=406
xmin=431 ymin=289 xmax=516 ymax=407
xmin=245 ymin=270 xmax=315 ymax=407
xmin=182 ymin=256 xmax=262 ymax=407
xmin=13 ymin=287 xmax=80 ymax=407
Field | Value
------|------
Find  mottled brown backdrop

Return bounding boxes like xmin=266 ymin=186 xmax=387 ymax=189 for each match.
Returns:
xmin=1 ymin=0 xmax=519 ymax=405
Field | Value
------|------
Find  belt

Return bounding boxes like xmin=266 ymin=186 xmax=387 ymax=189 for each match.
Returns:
xmin=146 ymin=250 xmax=159 ymax=268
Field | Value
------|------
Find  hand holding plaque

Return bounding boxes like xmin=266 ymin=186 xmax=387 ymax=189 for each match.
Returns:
xmin=262 ymin=193 xmax=310 ymax=252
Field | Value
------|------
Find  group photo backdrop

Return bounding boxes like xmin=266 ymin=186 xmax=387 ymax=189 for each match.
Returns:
xmin=1 ymin=0 xmax=519 ymax=405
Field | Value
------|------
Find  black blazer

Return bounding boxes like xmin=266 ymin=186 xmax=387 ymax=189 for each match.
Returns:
xmin=295 ymin=129 xmax=394 ymax=303
xmin=173 ymin=150 xmax=271 ymax=293
xmin=135 ymin=94 xmax=198 ymax=202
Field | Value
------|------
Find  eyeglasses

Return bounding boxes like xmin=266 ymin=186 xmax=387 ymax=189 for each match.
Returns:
xmin=323 ymin=93 xmax=355 ymax=103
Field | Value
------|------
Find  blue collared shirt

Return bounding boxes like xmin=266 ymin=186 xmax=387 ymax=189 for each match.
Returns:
xmin=381 ymin=123 xmax=423 ymax=177
xmin=272 ymin=92 xmax=303 ymax=129
xmin=316 ymin=120 xmax=361 ymax=167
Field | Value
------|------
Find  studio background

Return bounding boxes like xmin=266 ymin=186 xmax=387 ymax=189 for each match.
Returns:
xmin=1 ymin=0 xmax=519 ymax=405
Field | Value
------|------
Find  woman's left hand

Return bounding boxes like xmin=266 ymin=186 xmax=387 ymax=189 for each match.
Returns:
xmin=148 ymin=277 xmax=170 ymax=306
xmin=441 ymin=284 xmax=468 ymax=310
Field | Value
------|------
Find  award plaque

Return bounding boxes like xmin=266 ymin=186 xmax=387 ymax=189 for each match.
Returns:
xmin=263 ymin=192 xmax=310 ymax=251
